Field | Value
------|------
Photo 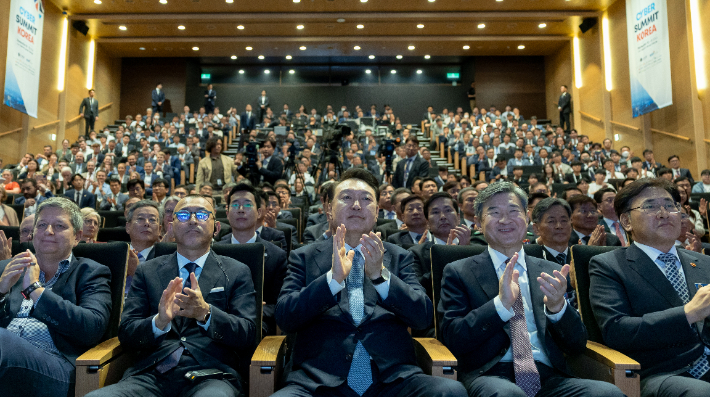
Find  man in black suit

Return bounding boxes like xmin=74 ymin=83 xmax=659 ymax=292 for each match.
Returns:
xmin=567 ymin=194 xmax=621 ymax=247
xmin=257 ymin=90 xmax=269 ymax=123
xmin=79 ymin=88 xmax=99 ymax=137
xmin=217 ymin=183 xmax=287 ymax=337
xmin=531 ymin=197 xmax=574 ymax=265
xmin=124 ymin=200 xmax=162 ymax=293
xmin=203 ymin=84 xmax=216 ymax=114
xmin=258 ymin=139 xmax=283 ymax=186
xmin=387 ymin=194 xmax=427 ymax=246
xmin=392 ymin=137 xmax=429 ymax=189
xmin=558 ymin=85 xmax=572 ymax=132
xmin=668 ymin=154 xmax=695 ymax=185
xmin=0 ymin=197 xmax=112 ymax=395
xmin=303 ymin=221 xmax=330 ymax=244
xmin=375 ymin=188 xmax=411 ymax=237
xmin=590 ymin=178 xmax=710 ymax=396
xmin=151 ymin=83 xmax=165 ymax=114
xmin=274 ymin=168 xmax=466 ymax=397
xmin=63 ymin=174 xmax=97 ymax=209
xmin=642 ymin=149 xmax=662 ymax=172
xmin=240 ymin=104 xmax=256 ymax=134
xmin=439 ymin=182 xmax=624 ymax=397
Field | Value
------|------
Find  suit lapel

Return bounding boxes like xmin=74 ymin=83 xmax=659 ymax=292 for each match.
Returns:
xmin=679 ymin=250 xmax=704 ymax=299
xmin=466 ymin=252 xmax=499 ymax=300
xmin=195 ymin=251 xmax=221 ymax=302
xmin=156 ymin=253 xmax=182 ymax=330
xmin=626 ymin=245 xmax=684 ymax=307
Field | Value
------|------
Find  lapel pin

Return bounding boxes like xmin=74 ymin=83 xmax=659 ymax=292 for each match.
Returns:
xmin=691 ymin=262 xmax=697 ymax=268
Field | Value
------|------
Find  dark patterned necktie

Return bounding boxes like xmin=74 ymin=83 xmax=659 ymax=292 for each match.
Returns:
xmin=555 ymin=252 xmax=566 ymax=266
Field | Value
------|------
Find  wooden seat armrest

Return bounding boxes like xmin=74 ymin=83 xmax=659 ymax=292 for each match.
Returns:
xmin=76 ymin=337 xmax=123 ymax=367
xmin=413 ymin=337 xmax=457 ymax=380
xmin=568 ymin=341 xmax=641 ymax=397
xmin=250 ymin=336 xmax=287 ymax=397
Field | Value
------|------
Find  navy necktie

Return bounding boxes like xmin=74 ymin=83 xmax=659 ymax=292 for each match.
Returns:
xmin=183 ymin=262 xmax=197 ymax=290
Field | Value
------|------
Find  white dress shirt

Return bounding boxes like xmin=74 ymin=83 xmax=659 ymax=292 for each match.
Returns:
xmin=326 ymin=242 xmax=390 ymax=299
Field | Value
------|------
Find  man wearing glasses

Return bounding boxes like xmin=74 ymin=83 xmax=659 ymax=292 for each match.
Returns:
xmin=89 ymin=195 xmax=256 ymax=397
xmin=392 ymin=137 xmax=429 ymax=189
xmin=217 ymin=183 xmax=287 ymax=337
xmin=124 ymin=200 xmax=162 ymax=293
xmin=590 ymin=178 xmax=710 ymax=396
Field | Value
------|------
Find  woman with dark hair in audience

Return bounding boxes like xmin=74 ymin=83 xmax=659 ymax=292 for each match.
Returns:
xmin=677 ymin=182 xmax=705 ymax=239
xmin=542 ymin=163 xmax=564 ymax=185
xmin=18 ymin=159 xmax=39 ymax=180
xmin=292 ymin=175 xmax=311 ymax=207
xmin=553 ymin=136 xmax=567 ymax=152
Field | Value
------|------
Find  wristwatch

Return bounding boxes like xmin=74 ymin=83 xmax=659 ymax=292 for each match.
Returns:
xmin=370 ymin=267 xmax=391 ymax=286
xmin=199 ymin=305 xmax=211 ymax=324
xmin=22 ymin=281 xmax=44 ymax=300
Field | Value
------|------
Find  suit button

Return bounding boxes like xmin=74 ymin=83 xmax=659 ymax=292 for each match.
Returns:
xmin=346 ymin=354 xmax=353 ymax=361
xmin=181 ymin=337 xmax=186 ymax=342
xmin=482 ymin=323 xmax=490 ymax=331
xmin=500 ymin=348 xmax=507 ymax=355
xmin=357 ymin=327 xmax=362 ymax=333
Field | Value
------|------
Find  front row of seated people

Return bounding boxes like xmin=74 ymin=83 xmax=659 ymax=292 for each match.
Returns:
xmin=0 ymin=170 xmax=708 ymax=396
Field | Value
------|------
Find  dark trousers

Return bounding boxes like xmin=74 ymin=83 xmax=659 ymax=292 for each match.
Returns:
xmin=85 ymin=115 xmax=96 ymax=137
xmin=205 ymin=103 xmax=214 ymax=115
xmin=0 ymin=327 xmax=75 ymax=397
xmin=464 ymin=361 xmax=625 ymax=397
xmin=560 ymin=111 xmax=571 ymax=132
xmin=641 ymin=370 xmax=710 ymax=397
xmin=85 ymin=354 xmax=241 ymax=397
xmin=153 ymin=105 xmax=162 ymax=115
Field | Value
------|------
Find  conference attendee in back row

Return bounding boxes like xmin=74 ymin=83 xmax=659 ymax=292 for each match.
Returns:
xmin=590 ymin=178 xmax=710 ymax=396
xmin=567 ymin=194 xmax=621 ymax=247
xmin=88 ymin=194 xmax=256 ymax=397
xmin=375 ymin=188 xmax=411 ymax=238
xmin=195 ymin=136 xmax=237 ymax=193
xmin=387 ymin=194 xmax=428 ymax=246
xmin=275 ymin=168 xmax=467 ymax=397
xmin=439 ymin=182 xmax=624 ymax=397
xmin=64 ymin=173 xmax=97 ymax=210
xmin=392 ymin=137 xmax=429 ymax=189
xmin=0 ymin=197 xmax=112 ymax=396
xmin=124 ymin=200 xmax=162 ymax=293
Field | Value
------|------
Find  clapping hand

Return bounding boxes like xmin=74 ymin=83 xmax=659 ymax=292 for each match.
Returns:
xmin=498 ymin=252 xmax=521 ymax=310
xmin=587 ymin=224 xmax=607 ymax=246
xmin=446 ymin=225 xmax=471 ymax=246
xmin=332 ymin=224 xmax=354 ymax=283
xmin=174 ymin=273 xmax=210 ymax=321
xmin=359 ymin=232 xmax=384 ymax=280
xmin=537 ymin=265 xmax=570 ymax=314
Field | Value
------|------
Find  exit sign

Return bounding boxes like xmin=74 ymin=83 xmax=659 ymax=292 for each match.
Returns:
xmin=447 ymin=73 xmax=460 ymax=79
xmin=201 ymin=73 xmax=211 ymax=79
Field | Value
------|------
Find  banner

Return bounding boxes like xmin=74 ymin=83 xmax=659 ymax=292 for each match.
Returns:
xmin=3 ymin=0 xmax=44 ymax=118
xmin=626 ymin=0 xmax=672 ymax=118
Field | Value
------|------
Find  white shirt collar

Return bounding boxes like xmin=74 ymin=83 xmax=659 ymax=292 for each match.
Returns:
xmin=130 ymin=244 xmax=155 ymax=261
xmin=487 ymin=245 xmax=527 ymax=273
xmin=176 ymin=250 xmax=210 ymax=270
xmin=543 ymin=245 xmax=568 ymax=258
xmin=634 ymin=241 xmax=679 ymax=263
xmin=231 ymin=232 xmax=258 ymax=244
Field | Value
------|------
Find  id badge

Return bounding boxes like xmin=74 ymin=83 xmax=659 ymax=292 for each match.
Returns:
xmin=217 ymin=179 xmax=223 ymax=186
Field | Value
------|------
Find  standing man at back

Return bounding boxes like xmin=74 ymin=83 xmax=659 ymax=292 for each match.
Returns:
xmin=558 ymin=85 xmax=571 ymax=132
xmin=257 ymin=90 xmax=269 ymax=123
xmin=393 ymin=137 xmax=429 ymax=189
xmin=151 ymin=83 xmax=165 ymax=114
xmin=79 ymin=89 xmax=99 ymax=137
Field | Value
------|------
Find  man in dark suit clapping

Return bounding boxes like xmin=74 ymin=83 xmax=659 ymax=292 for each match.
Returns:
xmin=274 ymin=168 xmax=466 ymax=397
xmin=87 ymin=194 xmax=257 ymax=397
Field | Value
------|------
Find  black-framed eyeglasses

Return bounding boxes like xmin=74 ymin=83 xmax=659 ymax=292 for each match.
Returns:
xmin=626 ymin=202 xmax=681 ymax=215
xmin=174 ymin=210 xmax=213 ymax=222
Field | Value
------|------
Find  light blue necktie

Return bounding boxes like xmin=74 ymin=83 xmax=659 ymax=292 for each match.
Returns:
xmin=347 ymin=250 xmax=372 ymax=395
xmin=387 ymin=211 xmax=394 ymax=220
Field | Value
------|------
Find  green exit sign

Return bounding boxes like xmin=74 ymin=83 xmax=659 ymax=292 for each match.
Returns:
xmin=201 ymin=73 xmax=211 ymax=79
xmin=447 ymin=73 xmax=460 ymax=79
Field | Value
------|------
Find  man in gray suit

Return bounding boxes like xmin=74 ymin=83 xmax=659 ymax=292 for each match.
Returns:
xmin=79 ymin=89 xmax=99 ymax=137
xmin=100 ymin=177 xmax=130 ymax=211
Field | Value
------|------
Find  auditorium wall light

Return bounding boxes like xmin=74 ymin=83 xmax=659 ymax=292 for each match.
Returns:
xmin=57 ymin=17 xmax=68 ymax=91
xmin=602 ymin=16 xmax=612 ymax=91
xmin=86 ymin=39 xmax=95 ymax=89
xmin=690 ymin=0 xmax=706 ymax=90
xmin=573 ymin=36 xmax=583 ymax=88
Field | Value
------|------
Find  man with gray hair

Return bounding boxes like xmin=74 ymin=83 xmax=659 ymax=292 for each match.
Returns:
xmin=125 ymin=200 xmax=162 ymax=293
xmin=531 ymin=197 xmax=574 ymax=266
xmin=439 ymin=182 xmax=624 ymax=397
xmin=0 ymin=197 xmax=112 ymax=395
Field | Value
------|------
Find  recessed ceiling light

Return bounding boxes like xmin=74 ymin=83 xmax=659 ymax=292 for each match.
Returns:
xmin=258 ymin=55 xmax=265 ymax=59
xmin=299 ymin=46 xmax=307 ymax=50
xmin=192 ymin=47 xmax=199 ymax=51
xmin=356 ymin=24 xmax=364 ymax=29
xmin=237 ymin=25 xmax=244 ymax=30
xmin=424 ymin=55 xmax=431 ymax=59
xmin=417 ymin=24 xmax=424 ymax=29
xmin=361 ymin=0 xmax=368 ymax=2
xmin=538 ymin=23 xmax=547 ymax=28
xmin=391 ymin=69 xmax=397 ymax=74
xmin=94 ymin=0 xmax=101 ymax=4
xmin=231 ymin=55 xmax=237 ymax=59
xmin=368 ymin=55 xmax=375 ymax=59
xmin=478 ymin=23 xmax=485 ymax=29
xmin=365 ymin=69 xmax=371 ymax=74
xmin=337 ymin=18 xmax=346 ymax=23
xmin=238 ymin=69 xmax=244 ymax=74
xmin=396 ymin=55 xmax=403 ymax=59
xmin=246 ymin=46 xmax=253 ymax=50
xmin=159 ymin=0 xmax=167 ymax=3
xmin=178 ymin=25 xmax=185 ymax=30
xmin=416 ymin=70 xmax=422 ymax=74
xmin=119 ymin=26 xmax=127 ymax=31
xmin=139 ymin=47 xmax=145 ymax=50
xmin=289 ymin=69 xmax=295 ymax=74
xmin=463 ymin=45 xmax=470 ymax=50
xmin=354 ymin=46 xmax=361 ymax=50
xmin=293 ymin=0 xmax=300 ymax=2
xmin=408 ymin=45 xmax=415 ymax=50
xmin=496 ymin=0 xmax=503 ymax=2
xmin=518 ymin=45 xmax=525 ymax=49
xmin=226 ymin=0 xmax=233 ymax=3
xmin=297 ymin=25 xmax=304 ymax=30
xmin=286 ymin=55 xmax=292 ymax=60
xmin=428 ymin=0 xmax=435 ymax=2
xmin=264 ymin=69 xmax=270 ymax=74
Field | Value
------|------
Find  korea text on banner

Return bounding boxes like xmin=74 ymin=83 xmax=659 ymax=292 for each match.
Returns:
xmin=3 ymin=0 xmax=45 ymax=118
xmin=626 ymin=0 xmax=672 ymax=118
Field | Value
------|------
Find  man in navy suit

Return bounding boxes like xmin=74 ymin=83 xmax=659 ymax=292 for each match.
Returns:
xmin=0 ymin=197 xmax=112 ymax=395
xmin=387 ymin=194 xmax=427 ymax=246
xmin=668 ymin=154 xmax=695 ymax=185
xmin=217 ymin=183 xmax=287 ymax=337
xmin=63 ymin=174 xmax=97 ymax=209
xmin=87 ymin=194 xmax=256 ymax=397
xmin=151 ymin=83 xmax=165 ymax=114
xmin=240 ymin=104 xmax=256 ymax=134
xmin=439 ymin=182 xmax=624 ymax=397
xmin=392 ymin=137 xmax=430 ymax=189
xmin=258 ymin=139 xmax=283 ymax=186
xmin=274 ymin=168 xmax=466 ymax=397
xmin=590 ymin=178 xmax=710 ymax=396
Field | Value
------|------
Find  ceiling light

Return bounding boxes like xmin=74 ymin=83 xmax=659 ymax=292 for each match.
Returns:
xmin=361 ymin=0 xmax=368 ymax=2
xmin=119 ymin=26 xmax=127 ymax=31
xmin=478 ymin=23 xmax=485 ymax=29
xmin=299 ymin=46 xmax=307 ymax=50
xmin=368 ymin=55 xmax=375 ymax=59
xmin=264 ymin=69 xmax=270 ymax=74
xmin=139 ymin=47 xmax=145 ymax=50
xmin=391 ymin=70 xmax=397 ymax=74
xmin=539 ymin=23 xmax=547 ymax=28
xmin=496 ymin=0 xmax=503 ymax=2
xmin=365 ymin=69 xmax=372 ymax=74
xmin=246 ymin=46 xmax=253 ymax=50
xmin=354 ymin=46 xmax=361 ymax=50
xmin=357 ymin=24 xmax=364 ymax=29
xmin=94 ymin=0 xmax=101 ymax=4
xmin=416 ymin=70 xmax=423 ymax=74
xmin=337 ymin=18 xmax=346 ymax=23
xmin=463 ymin=45 xmax=470 ymax=49
xmin=424 ymin=55 xmax=430 ymax=59
xmin=192 ymin=47 xmax=199 ymax=51
xmin=239 ymin=69 xmax=244 ymax=74
xmin=178 ymin=25 xmax=185 ymax=30
xmin=159 ymin=0 xmax=167 ymax=3
xmin=417 ymin=24 xmax=424 ymax=29
xmin=428 ymin=0 xmax=435 ymax=2
xmin=231 ymin=55 xmax=237 ymax=59
xmin=408 ymin=45 xmax=415 ymax=50
xmin=289 ymin=69 xmax=295 ymax=74
xmin=297 ymin=25 xmax=304 ymax=30
xmin=286 ymin=55 xmax=292 ymax=60
xmin=293 ymin=0 xmax=300 ymax=2
xmin=396 ymin=55 xmax=403 ymax=59
xmin=237 ymin=25 xmax=244 ymax=30
xmin=258 ymin=55 xmax=265 ymax=59
xmin=226 ymin=0 xmax=233 ymax=3
xmin=518 ymin=45 xmax=525 ymax=49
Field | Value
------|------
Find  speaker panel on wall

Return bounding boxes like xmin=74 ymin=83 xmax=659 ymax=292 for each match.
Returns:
xmin=72 ymin=20 xmax=89 ymax=36
xmin=579 ymin=17 xmax=598 ymax=34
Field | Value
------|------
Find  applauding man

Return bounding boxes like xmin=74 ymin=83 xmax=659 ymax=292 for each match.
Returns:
xmin=88 ymin=194 xmax=256 ymax=397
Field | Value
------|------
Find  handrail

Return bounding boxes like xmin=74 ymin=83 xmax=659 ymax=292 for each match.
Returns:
xmin=578 ymin=111 xmax=603 ymax=123
xmin=32 ymin=119 xmax=60 ymax=130
xmin=609 ymin=120 xmax=641 ymax=132
xmin=0 ymin=128 xmax=22 ymax=138
xmin=650 ymin=128 xmax=691 ymax=142
xmin=67 ymin=102 xmax=113 ymax=124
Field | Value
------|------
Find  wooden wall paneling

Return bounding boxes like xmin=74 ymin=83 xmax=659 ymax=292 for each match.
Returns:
xmin=119 ymin=58 xmax=187 ymax=119
xmin=545 ymin=42 xmax=572 ymax=128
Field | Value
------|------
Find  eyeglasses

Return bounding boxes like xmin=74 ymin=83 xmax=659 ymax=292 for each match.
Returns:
xmin=627 ymin=202 xmax=681 ymax=215
xmin=230 ymin=203 xmax=254 ymax=210
xmin=133 ymin=217 xmax=159 ymax=225
xmin=174 ymin=210 xmax=212 ymax=222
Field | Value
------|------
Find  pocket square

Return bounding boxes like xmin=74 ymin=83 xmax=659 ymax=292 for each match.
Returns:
xmin=209 ymin=287 xmax=224 ymax=293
